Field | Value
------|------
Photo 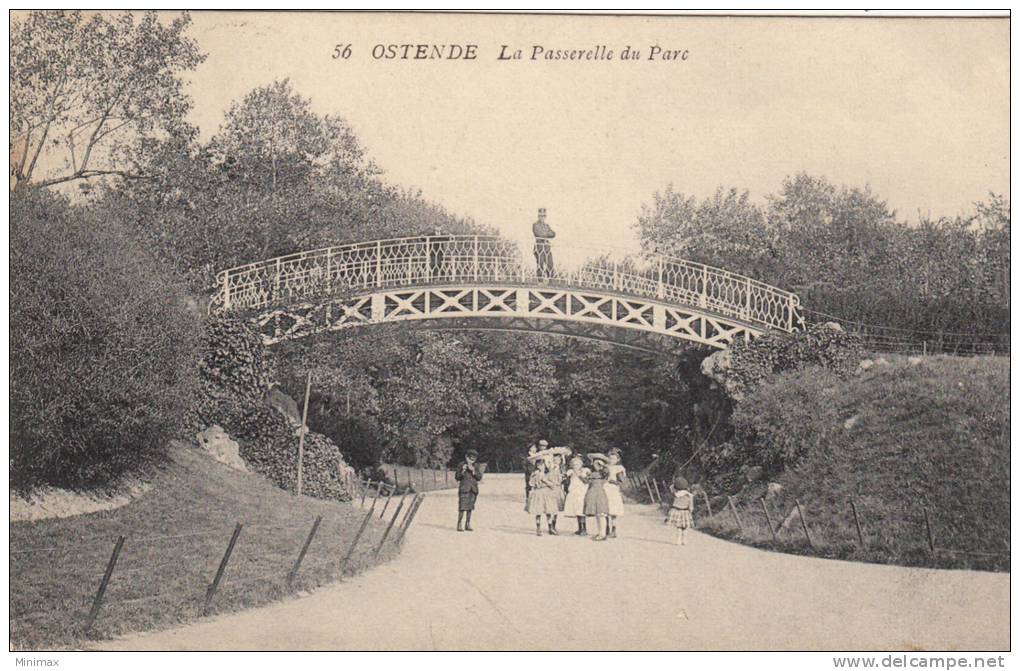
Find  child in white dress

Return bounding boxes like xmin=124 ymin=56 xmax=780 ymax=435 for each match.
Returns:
xmin=605 ymin=449 xmax=627 ymax=539
xmin=668 ymin=476 xmax=695 ymax=546
xmin=561 ymin=455 xmax=590 ymax=535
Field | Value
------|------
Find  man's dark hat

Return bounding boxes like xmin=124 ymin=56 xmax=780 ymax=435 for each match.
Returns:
xmin=465 ymin=449 xmax=479 ymax=458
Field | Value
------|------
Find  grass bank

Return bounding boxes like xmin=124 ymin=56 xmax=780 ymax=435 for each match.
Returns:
xmin=11 ymin=445 xmax=409 ymax=650
xmin=698 ymin=355 xmax=1009 ymax=572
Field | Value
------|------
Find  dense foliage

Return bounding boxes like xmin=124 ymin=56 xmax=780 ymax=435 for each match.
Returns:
xmin=104 ymin=79 xmax=483 ymax=292
xmin=10 ymin=190 xmax=201 ymax=488
xmin=637 ymin=178 xmax=1009 ymax=352
xmin=702 ymin=357 xmax=1010 ymax=570
xmin=274 ymin=329 xmax=721 ymax=475
xmin=702 ymin=322 xmax=864 ymax=401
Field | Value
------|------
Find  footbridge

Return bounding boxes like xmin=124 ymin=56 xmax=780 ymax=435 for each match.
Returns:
xmin=209 ymin=235 xmax=803 ymax=352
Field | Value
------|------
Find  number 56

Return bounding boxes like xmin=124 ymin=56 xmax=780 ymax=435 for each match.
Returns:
xmin=332 ymin=44 xmax=352 ymax=59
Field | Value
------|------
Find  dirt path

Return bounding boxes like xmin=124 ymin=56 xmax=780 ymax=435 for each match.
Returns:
xmin=101 ymin=474 xmax=1008 ymax=651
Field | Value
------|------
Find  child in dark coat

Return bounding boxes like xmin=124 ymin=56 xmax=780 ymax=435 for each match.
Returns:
xmin=455 ymin=449 xmax=482 ymax=532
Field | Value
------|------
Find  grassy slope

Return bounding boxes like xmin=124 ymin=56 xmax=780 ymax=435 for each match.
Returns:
xmin=699 ymin=356 xmax=1010 ymax=571
xmin=11 ymin=445 xmax=408 ymax=650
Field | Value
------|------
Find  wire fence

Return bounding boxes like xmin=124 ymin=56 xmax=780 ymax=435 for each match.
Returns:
xmin=621 ymin=473 xmax=1009 ymax=569
xmin=9 ymin=481 xmax=429 ymax=648
xmin=379 ymin=464 xmax=458 ymax=493
xmin=801 ymin=307 xmax=1009 ymax=357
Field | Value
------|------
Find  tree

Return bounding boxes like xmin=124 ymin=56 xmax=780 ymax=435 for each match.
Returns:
xmin=635 ymin=186 xmax=774 ymax=277
xmin=10 ymin=189 xmax=200 ymax=488
xmin=109 ymin=79 xmax=480 ymax=290
xmin=210 ymin=79 xmax=373 ymax=192
xmin=10 ymin=10 xmax=204 ymax=191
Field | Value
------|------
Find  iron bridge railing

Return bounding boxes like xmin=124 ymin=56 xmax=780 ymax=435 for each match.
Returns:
xmin=210 ymin=235 xmax=802 ymax=333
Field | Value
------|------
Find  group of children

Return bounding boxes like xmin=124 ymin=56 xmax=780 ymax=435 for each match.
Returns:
xmin=454 ymin=442 xmax=697 ymax=546
xmin=525 ymin=446 xmax=627 ymax=541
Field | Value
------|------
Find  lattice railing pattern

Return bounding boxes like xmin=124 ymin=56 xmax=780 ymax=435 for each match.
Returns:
xmin=211 ymin=235 xmax=801 ymax=333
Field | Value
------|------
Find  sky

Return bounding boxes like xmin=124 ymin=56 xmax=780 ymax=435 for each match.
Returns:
xmin=179 ymin=12 xmax=1008 ymax=252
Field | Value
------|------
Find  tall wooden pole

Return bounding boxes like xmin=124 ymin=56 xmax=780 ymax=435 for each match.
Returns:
xmin=297 ymin=371 xmax=312 ymax=497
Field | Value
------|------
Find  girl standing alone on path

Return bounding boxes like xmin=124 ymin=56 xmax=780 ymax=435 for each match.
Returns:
xmin=583 ymin=453 xmax=611 ymax=541
xmin=455 ymin=449 xmax=482 ymax=532
xmin=526 ymin=456 xmax=560 ymax=536
xmin=561 ymin=455 xmax=590 ymax=535
xmin=605 ymin=449 xmax=627 ymax=539
xmin=668 ymin=476 xmax=695 ymax=546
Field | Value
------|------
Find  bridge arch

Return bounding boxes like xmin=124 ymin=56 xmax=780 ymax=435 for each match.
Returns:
xmin=210 ymin=235 xmax=802 ymax=351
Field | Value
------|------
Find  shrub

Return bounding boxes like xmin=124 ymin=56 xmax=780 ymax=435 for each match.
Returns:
xmin=194 ymin=315 xmax=353 ymax=500
xmin=192 ymin=315 xmax=274 ymax=433
xmin=702 ymin=321 xmax=863 ymax=400
xmin=10 ymin=190 xmax=201 ymax=489
xmin=703 ymin=356 xmax=1009 ymax=570
xmin=730 ymin=367 xmax=846 ymax=473
xmin=229 ymin=404 xmax=353 ymax=500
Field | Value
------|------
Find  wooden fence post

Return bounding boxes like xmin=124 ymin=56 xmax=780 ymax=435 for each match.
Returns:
xmin=397 ymin=495 xmax=426 ymax=545
xmin=360 ymin=478 xmax=370 ymax=506
xmin=288 ymin=515 xmax=322 ymax=587
xmin=644 ymin=476 xmax=655 ymax=502
xmin=849 ymin=498 xmax=865 ymax=547
xmin=205 ymin=523 xmax=243 ymax=612
xmin=340 ymin=508 xmax=376 ymax=578
xmin=651 ymin=479 xmax=663 ymax=506
xmin=367 ymin=482 xmax=383 ymax=514
xmin=760 ymin=498 xmax=777 ymax=542
xmin=374 ymin=494 xmax=409 ymax=557
xmin=407 ymin=467 xmax=413 ymax=491
xmin=379 ymin=483 xmax=395 ymax=519
xmin=923 ymin=506 xmax=936 ymax=556
xmin=794 ymin=499 xmax=815 ymax=550
xmin=84 ymin=535 xmax=125 ymax=633
xmin=397 ymin=493 xmax=420 ymax=532
xmin=296 ymin=371 xmax=312 ymax=496
xmin=702 ymin=490 xmax=713 ymax=517
xmin=727 ymin=496 xmax=744 ymax=533
xmin=432 ymin=469 xmax=438 ymax=488
xmin=445 ymin=469 xmax=450 ymax=487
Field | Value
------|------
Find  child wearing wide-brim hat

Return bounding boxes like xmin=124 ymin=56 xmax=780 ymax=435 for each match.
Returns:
xmin=526 ymin=453 xmax=560 ymax=535
xmin=583 ymin=453 xmax=611 ymax=540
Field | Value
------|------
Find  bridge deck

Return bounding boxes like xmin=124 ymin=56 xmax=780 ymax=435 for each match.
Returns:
xmin=211 ymin=236 xmax=803 ymax=350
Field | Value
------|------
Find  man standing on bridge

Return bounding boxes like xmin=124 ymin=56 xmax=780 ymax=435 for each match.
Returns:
xmin=532 ymin=208 xmax=555 ymax=280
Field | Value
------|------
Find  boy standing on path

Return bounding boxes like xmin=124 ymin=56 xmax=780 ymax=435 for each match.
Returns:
xmin=456 ymin=449 xmax=483 ymax=532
